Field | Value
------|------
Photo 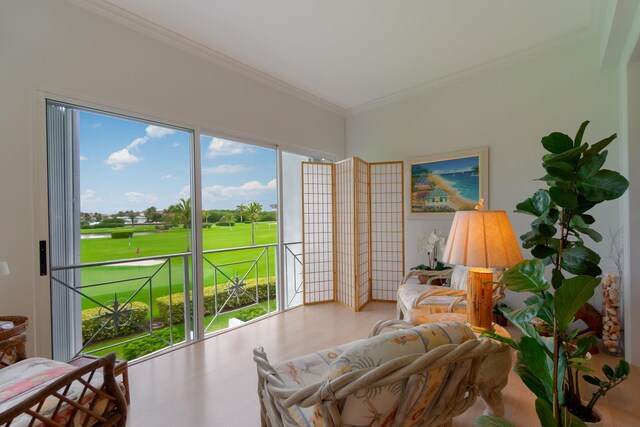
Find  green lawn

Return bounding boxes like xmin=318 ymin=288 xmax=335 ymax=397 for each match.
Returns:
xmin=77 ymin=223 xmax=279 ymax=360
xmin=78 ymin=223 xmax=278 ymax=311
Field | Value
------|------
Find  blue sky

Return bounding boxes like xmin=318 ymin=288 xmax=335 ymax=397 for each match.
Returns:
xmin=411 ymin=156 xmax=479 ymax=176
xmin=79 ymin=111 xmax=277 ymax=213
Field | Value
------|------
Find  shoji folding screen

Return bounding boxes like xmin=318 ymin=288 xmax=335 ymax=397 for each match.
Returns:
xmin=302 ymin=158 xmax=404 ymax=311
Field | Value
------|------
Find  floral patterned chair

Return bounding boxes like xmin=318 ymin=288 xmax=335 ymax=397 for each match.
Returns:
xmin=397 ymin=265 xmax=505 ymax=323
xmin=253 ymin=320 xmax=501 ymax=427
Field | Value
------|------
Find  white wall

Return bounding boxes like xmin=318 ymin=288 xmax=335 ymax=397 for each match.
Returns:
xmin=0 ymin=0 xmax=345 ymax=357
xmin=624 ymin=58 xmax=640 ymax=362
xmin=347 ymin=39 xmax=623 ymax=311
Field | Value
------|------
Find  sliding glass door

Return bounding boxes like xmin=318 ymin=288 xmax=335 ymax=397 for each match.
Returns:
xmin=47 ymin=101 xmax=196 ymax=361
xmin=45 ymin=99 xmax=329 ymax=361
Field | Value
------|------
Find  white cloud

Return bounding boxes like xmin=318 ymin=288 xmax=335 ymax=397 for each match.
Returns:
xmin=91 ymin=123 xmax=102 ymax=129
xmin=105 ymin=148 xmax=140 ymax=170
xmin=202 ymin=180 xmax=276 ymax=201
xmin=124 ymin=192 xmax=158 ymax=203
xmin=179 ymin=185 xmax=190 ymax=199
xmin=145 ymin=125 xmax=175 ymax=139
xmin=80 ymin=189 xmax=98 ymax=201
xmin=79 ymin=155 xmax=88 ymax=161
xmin=105 ymin=125 xmax=176 ymax=170
xmin=205 ymin=138 xmax=246 ymax=158
xmin=202 ymin=164 xmax=248 ymax=174
xmin=161 ymin=174 xmax=176 ymax=180
xmin=172 ymin=143 xmax=180 ymax=148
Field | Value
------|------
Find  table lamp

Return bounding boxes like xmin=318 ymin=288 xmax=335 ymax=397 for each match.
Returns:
xmin=440 ymin=204 xmax=522 ymax=331
xmin=0 ymin=261 xmax=9 ymax=277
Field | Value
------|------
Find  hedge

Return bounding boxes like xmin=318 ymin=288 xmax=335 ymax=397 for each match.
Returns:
xmin=82 ymin=301 xmax=149 ymax=343
xmin=233 ymin=305 xmax=267 ymax=322
xmin=216 ymin=221 xmax=235 ymax=227
xmin=122 ymin=326 xmax=185 ymax=360
xmin=111 ymin=231 xmax=133 ymax=239
xmin=156 ymin=277 xmax=275 ymax=325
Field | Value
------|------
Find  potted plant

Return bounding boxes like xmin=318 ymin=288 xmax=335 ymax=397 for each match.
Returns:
xmin=412 ymin=230 xmax=451 ymax=284
xmin=476 ymin=121 xmax=630 ymax=427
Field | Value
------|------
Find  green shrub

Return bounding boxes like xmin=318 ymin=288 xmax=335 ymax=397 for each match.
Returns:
xmin=216 ymin=220 xmax=235 ymax=227
xmin=202 ymin=223 xmax=211 ymax=229
xmin=111 ymin=231 xmax=133 ymax=239
xmin=122 ymin=326 xmax=185 ymax=360
xmin=156 ymin=277 xmax=275 ymax=325
xmin=233 ymin=305 xmax=267 ymax=322
xmin=82 ymin=301 xmax=149 ymax=343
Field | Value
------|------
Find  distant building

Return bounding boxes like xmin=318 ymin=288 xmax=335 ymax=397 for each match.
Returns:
xmin=414 ymin=176 xmax=431 ymax=190
xmin=425 ymin=189 xmax=449 ymax=205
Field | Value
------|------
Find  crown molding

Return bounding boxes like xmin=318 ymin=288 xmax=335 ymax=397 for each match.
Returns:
xmin=64 ymin=0 xmax=347 ymax=117
xmin=348 ymin=0 xmax=605 ymax=117
xmin=65 ymin=0 xmax=603 ymax=119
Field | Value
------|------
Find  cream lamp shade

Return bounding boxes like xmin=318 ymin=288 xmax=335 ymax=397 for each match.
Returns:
xmin=0 ymin=261 xmax=9 ymax=276
xmin=440 ymin=210 xmax=522 ymax=269
xmin=440 ymin=210 xmax=522 ymax=331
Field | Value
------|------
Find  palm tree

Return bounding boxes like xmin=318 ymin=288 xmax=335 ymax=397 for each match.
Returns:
xmin=202 ymin=209 xmax=210 ymax=226
xmin=175 ymin=198 xmax=191 ymax=250
xmin=247 ymin=201 xmax=263 ymax=245
xmin=236 ymin=204 xmax=247 ymax=223
xmin=219 ymin=212 xmax=234 ymax=230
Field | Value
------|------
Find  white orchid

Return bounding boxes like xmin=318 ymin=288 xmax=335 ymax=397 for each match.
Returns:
xmin=417 ymin=229 xmax=447 ymax=269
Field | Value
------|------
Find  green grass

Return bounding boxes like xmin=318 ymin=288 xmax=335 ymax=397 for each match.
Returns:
xmin=81 ymin=225 xmax=158 ymax=234
xmin=78 ymin=223 xmax=277 ymax=312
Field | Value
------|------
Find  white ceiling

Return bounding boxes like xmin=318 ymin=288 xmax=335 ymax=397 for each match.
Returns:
xmin=97 ymin=0 xmax=600 ymax=113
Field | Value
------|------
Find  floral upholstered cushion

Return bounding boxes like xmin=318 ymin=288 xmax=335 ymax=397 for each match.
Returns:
xmin=272 ymin=341 xmax=363 ymax=426
xmin=0 ymin=357 xmax=108 ymax=427
xmin=309 ymin=322 xmax=476 ymax=426
xmin=398 ymin=283 xmax=467 ymax=315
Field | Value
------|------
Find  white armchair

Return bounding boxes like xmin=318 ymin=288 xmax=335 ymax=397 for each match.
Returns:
xmin=397 ymin=265 xmax=505 ymax=323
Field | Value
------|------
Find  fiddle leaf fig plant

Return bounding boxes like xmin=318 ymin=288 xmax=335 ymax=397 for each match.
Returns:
xmin=476 ymin=121 xmax=630 ymax=427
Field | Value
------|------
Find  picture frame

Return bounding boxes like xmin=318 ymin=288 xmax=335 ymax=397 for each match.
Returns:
xmin=406 ymin=147 xmax=489 ymax=219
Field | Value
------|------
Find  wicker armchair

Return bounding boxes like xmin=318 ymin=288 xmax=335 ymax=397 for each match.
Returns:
xmin=0 ymin=336 xmax=127 ymax=427
xmin=397 ymin=265 xmax=505 ymax=323
xmin=253 ymin=320 xmax=501 ymax=427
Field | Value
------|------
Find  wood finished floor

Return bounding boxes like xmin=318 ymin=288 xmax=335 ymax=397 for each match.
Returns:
xmin=128 ymin=302 xmax=640 ymax=426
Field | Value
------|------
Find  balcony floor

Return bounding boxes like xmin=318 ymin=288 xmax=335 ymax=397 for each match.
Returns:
xmin=128 ymin=302 xmax=640 ymax=426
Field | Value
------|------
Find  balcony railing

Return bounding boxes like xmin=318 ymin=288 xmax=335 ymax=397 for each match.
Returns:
xmin=50 ymin=242 xmax=303 ymax=362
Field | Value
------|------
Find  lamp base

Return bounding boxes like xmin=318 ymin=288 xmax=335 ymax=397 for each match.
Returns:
xmin=466 ymin=268 xmax=494 ymax=331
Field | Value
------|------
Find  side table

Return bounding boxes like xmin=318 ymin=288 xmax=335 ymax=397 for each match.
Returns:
xmin=70 ymin=355 xmax=130 ymax=404
xmin=413 ymin=312 xmax=512 ymax=417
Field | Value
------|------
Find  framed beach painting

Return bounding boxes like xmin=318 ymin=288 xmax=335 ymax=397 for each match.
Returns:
xmin=407 ymin=147 xmax=488 ymax=218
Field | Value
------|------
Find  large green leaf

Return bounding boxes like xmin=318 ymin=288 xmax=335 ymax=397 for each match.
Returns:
xmin=520 ymin=337 xmax=554 ymax=399
xmin=554 ymin=275 xmax=601 ymax=330
xmin=574 ymin=226 xmax=603 ymax=243
xmin=535 ymin=398 xmax=556 ymax=427
xmin=551 ymin=269 xmax=564 ymax=289
xmin=549 ymin=186 xmax=578 ymax=208
xmin=574 ymin=120 xmax=589 ymax=147
xmin=561 ymin=247 xmax=602 ymax=276
xmin=543 ymin=161 xmax=578 ymax=181
xmin=516 ymin=189 xmax=551 ymax=216
xmin=542 ymin=132 xmax=574 ymax=154
xmin=577 ymin=151 xmax=607 ymax=179
xmin=582 ymin=133 xmax=616 ymax=160
xmin=514 ymin=357 xmax=553 ymax=404
xmin=501 ymin=260 xmax=549 ymax=293
xmin=475 ymin=416 xmax=515 ymax=427
xmin=531 ymin=244 xmax=558 ymax=260
xmin=576 ymin=170 xmax=629 ymax=202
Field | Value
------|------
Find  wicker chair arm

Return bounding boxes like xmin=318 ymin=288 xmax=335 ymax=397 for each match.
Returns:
xmin=401 ymin=269 xmax=452 ymax=286
xmin=0 ymin=333 xmax=27 ymax=368
xmin=368 ymin=319 xmax=415 ymax=338
xmin=0 ymin=352 xmax=127 ymax=427
xmin=412 ymin=288 xmax=466 ymax=309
